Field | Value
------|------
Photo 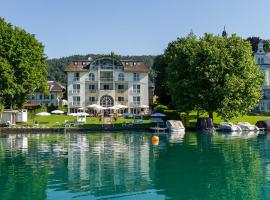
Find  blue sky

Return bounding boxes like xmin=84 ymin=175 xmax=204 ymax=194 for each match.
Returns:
xmin=0 ymin=0 xmax=269 ymax=58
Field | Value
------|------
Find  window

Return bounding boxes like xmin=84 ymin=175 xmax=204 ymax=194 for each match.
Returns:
xmin=133 ymin=96 xmax=140 ymax=105
xmin=133 ymin=73 xmax=140 ymax=81
xmin=72 ymin=84 xmax=80 ymax=94
xmin=100 ymin=71 xmax=113 ymax=81
xmin=103 ymin=84 xmax=109 ymax=90
xmin=267 ymin=102 xmax=270 ymax=111
xmin=89 ymin=85 xmax=95 ymax=90
xmin=118 ymin=96 xmax=124 ymax=102
xmin=51 ymin=94 xmax=54 ymax=99
xmin=73 ymin=72 xmax=79 ymax=81
xmin=133 ymin=84 xmax=140 ymax=94
xmin=262 ymin=58 xmax=264 ymax=64
xmin=118 ymin=73 xmax=124 ymax=81
xmin=31 ymin=96 xmax=35 ymax=100
xmin=89 ymin=73 xmax=95 ymax=81
xmin=73 ymin=96 xmax=80 ymax=105
xmin=44 ymin=95 xmax=50 ymax=100
xmin=89 ymin=97 xmax=95 ymax=102
xmin=118 ymin=84 xmax=124 ymax=90
xmin=260 ymin=102 xmax=265 ymax=111
xmin=39 ymin=95 xmax=43 ymax=100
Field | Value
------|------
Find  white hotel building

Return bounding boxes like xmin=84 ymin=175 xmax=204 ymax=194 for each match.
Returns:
xmin=255 ymin=40 xmax=270 ymax=112
xmin=65 ymin=57 xmax=150 ymax=113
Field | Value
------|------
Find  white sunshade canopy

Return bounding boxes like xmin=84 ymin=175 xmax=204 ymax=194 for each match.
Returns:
xmin=36 ymin=112 xmax=51 ymax=116
xmin=140 ymin=105 xmax=149 ymax=109
xmin=68 ymin=112 xmax=90 ymax=117
xmin=107 ymin=105 xmax=120 ymax=110
xmin=116 ymin=104 xmax=128 ymax=109
xmin=87 ymin=104 xmax=99 ymax=108
xmin=51 ymin=110 xmax=64 ymax=114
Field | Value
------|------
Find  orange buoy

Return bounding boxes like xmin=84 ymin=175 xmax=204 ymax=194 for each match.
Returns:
xmin=152 ymin=136 xmax=159 ymax=145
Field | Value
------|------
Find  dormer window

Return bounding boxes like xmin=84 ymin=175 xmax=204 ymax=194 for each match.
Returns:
xmin=89 ymin=73 xmax=95 ymax=81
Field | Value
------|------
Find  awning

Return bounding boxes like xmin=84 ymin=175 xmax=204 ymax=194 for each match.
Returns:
xmin=23 ymin=103 xmax=40 ymax=107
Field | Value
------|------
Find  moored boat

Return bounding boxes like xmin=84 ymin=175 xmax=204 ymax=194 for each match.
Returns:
xmin=166 ymin=120 xmax=185 ymax=132
xmin=218 ymin=122 xmax=242 ymax=132
xmin=236 ymin=122 xmax=259 ymax=131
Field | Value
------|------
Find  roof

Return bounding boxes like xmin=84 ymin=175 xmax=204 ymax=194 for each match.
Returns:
xmin=64 ymin=58 xmax=149 ymax=73
xmin=48 ymin=81 xmax=65 ymax=91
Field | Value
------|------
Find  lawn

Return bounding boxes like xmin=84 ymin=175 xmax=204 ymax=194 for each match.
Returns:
xmin=26 ymin=114 xmax=153 ymax=128
xmin=189 ymin=112 xmax=270 ymax=127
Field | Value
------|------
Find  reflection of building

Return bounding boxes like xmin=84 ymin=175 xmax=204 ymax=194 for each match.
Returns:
xmin=67 ymin=134 xmax=151 ymax=195
xmin=255 ymin=41 xmax=270 ymax=112
xmin=28 ymin=81 xmax=65 ymax=107
xmin=65 ymin=58 xmax=150 ymax=113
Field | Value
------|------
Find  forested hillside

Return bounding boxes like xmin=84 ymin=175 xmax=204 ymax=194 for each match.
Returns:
xmin=47 ymin=54 xmax=156 ymax=84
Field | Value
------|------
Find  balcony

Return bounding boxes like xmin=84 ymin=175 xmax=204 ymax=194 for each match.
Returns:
xmin=69 ymin=101 xmax=81 ymax=107
xmin=116 ymin=89 xmax=127 ymax=94
xmin=129 ymin=90 xmax=140 ymax=95
xmin=71 ymin=89 xmax=80 ymax=94
xmin=130 ymin=102 xmax=140 ymax=107
xmin=72 ymin=77 xmax=80 ymax=82
xmin=100 ymin=77 xmax=113 ymax=82
xmin=89 ymin=90 xmax=97 ymax=93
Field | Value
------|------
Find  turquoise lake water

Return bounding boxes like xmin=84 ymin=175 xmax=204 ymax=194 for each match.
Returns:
xmin=0 ymin=131 xmax=269 ymax=200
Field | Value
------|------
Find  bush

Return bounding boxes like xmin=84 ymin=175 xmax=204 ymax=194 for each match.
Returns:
xmin=164 ymin=110 xmax=180 ymax=120
xmin=153 ymin=104 xmax=169 ymax=113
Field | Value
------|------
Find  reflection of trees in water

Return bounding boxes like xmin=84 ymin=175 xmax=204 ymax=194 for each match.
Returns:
xmin=155 ymin=133 xmax=264 ymax=200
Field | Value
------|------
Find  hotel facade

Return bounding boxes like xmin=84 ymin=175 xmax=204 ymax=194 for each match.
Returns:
xmin=65 ymin=57 xmax=150 ymax=113
xmin=255 ymin=40 xmax=270 ymax=112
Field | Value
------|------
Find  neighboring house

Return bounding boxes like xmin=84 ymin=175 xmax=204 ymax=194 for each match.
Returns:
xmin=28 ymin=81 xmax=66 ymax=107
xmin=255 ymin=41 xmax=270 ymax=112
xmin=64 ymin=57 xmax=150 ymax=113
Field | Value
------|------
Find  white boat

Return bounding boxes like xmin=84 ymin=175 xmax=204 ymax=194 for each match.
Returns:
xmin=218 ymin=122 xmax=242 ymax=132
xmin=166 ymin=120 xmax=185 ymax=132
xmin=236 ymin=122 xmax=259 ymax=131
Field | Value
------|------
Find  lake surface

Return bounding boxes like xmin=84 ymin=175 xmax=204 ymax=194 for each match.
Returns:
xmin=0 ymin=131 xmax=270 ymax=200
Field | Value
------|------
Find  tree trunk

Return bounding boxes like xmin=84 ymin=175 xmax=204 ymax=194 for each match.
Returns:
xmin=208 ymin=112 xmax=213 ymax=120
xmin=196 ymin=110 xmax=200 ymax=121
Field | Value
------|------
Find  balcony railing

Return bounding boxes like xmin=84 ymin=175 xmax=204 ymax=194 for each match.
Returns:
xmin=100 ymin=77 xmax=113 ymax=82
xmin=129 ymin=90 xmax=140 ymax=95
xmin=72 ymin=89 xmax=80 ymax=94
xmin=69 ymin=101 xmax=81 ymax=106
xmin=89 ymin=89 xmax=97 ymax=93
xmin=116 ymin=89 xmax=126 ymax=93
xmin=73 ymin=77 xmax=80 ymax=81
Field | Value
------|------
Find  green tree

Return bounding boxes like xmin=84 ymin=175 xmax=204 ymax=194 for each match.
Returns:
xmin=0 ymin=18 xmax=48 ymax=108
xmin=152 ymin=55 xmax=172 ymax=106
xmin=246 ymin=37 xmax=270 ymax=53
xmin=165 ymin=33 xmax=264 ymax=120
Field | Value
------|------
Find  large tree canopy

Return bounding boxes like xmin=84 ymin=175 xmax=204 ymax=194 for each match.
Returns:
xmin=165 ymin=33 xmax=264 ymax=120
xmin=152 ymin=55 xmax=172 ymax=106
xmin=0 ymin=18 xmax=48 ymax=108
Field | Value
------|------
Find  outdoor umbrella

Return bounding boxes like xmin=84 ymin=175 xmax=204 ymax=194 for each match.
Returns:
xmin=51 ymin=110 xmax=64 ymax=114
xmin=36 ymin=112 xmax=51 ymax=116
xmin=150 ymin=113 xmax=166 ymax=117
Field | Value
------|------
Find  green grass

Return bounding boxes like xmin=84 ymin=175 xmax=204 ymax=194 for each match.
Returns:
xmin=189 ymin=112 xmax=270 ymax=127
xmin=24 ymin=114 xmax=153 ymax=128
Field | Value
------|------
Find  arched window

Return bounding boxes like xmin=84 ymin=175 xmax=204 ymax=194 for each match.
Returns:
xmin=118 ymin=73 xmax=124 ymax=81
xmin=100 ymin=95 xmax=114 ymax=107
xmin=89 ymin=73 xmax=95 ymax=81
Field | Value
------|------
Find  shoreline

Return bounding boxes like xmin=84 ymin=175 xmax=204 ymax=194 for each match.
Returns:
xmin=0 ymin=126 xmax=151 ymax=133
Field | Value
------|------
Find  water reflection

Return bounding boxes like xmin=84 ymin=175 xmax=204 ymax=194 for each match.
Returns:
xmin=0 ymin=132 xmax=268 ymax=200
